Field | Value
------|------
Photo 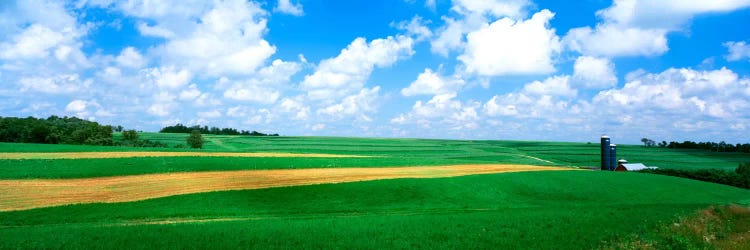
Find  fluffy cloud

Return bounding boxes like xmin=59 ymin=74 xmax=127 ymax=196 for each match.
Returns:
xmin=572 ymin=56 xmax=617 ymax=88
xmin=393 ymin=93 xmax=481 ymax=130
xmin=275 ymin=0 xmax=304 ymax=16
xmin=451 ymin=0 xmax=530 ymax=18
xmin=64 ymin=99 xmax=109 ymax=119
xmin=19 ymin=74 xmax=91 ymax=94
xmin=401 ymin=68 xmax=465 ymax=96
xmin=318 ymin=87 xmax=381 ymax=121
xmin=223 ymin=86 xmax=280 ymax=104
xmin=65 ymin=99 xmax=88 ymax=113
xmin=724 ymin=41 xmax=750 ymax=61
xmin=564 ymin=0 xmax=750 ymax=58
xmin=484 ymin=67 xmax=749 ymax=125
xmin=162 ymin=0 xmax=274 ymax=76
xmin=484 ymin=75 xmax=579 ymax=120
xmin=393 ymin=16 xmax=433 ymax=42
xmin=144 ymin=66 xmax=192 ymax=89
xmin=0 ymin=25 xmax=66 ymax=60
xmin=114 ymin=0 xmax=211 ymax=19
xmin=597 ymin=0 xmax=750 ymax=30
xmin=458 ymin=10 xmax=561 ymax=76
xmin=523 ymin=76 xmax=577 ymax=98
xmin=147 ymin=92 xmax=177 ymax=117
xmin=0 ymin=0 xmax=89 ymax=71
xmin=279 ymin=97 xmax=310 ymax=120
xmin=301 ymin=36 xmax=414 ymax=100
xmin=116 ymin=47 xmax=147 ymax=68
xmin=430 ymin=0 xmax=529 ymax=57
xmin=217 ymin=59 xmax=301 ymax=104
xmin=430 ymin=16 xmax=476 ymax=56
xmin=116 ymin=0 xmax=275 ymax=76
xmin=179 ymin=84 xmax=202 ymax=100
xmin=594 ymin=67 xmax=749 ymax=118
xmin=563 ymin=25 xmax=667 ymax=57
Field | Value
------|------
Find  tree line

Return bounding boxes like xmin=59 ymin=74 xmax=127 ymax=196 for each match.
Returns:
xmin=0 ymin=116 xmax=114 ymax=145
xmin=641 ymin=138 xmax=750 ymax=153
xmin=160 ymin=123 xmax=278 ymax=136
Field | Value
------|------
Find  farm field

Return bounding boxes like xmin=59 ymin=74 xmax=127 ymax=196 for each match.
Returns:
xmin=1 ymin=134 xmax=749 ymax=248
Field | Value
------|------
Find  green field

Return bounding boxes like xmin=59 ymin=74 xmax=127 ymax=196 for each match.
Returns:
xmin=1 ymin=134 xmax=749 ymax=248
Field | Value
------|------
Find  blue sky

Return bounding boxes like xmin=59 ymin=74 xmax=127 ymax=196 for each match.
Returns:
xmin=2 ymin=0 xmax=750 ymax=143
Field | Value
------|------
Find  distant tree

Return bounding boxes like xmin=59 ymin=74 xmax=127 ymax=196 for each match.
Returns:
xmin=658 ymin=141 xmax=667 ymax=148
xmin=641 ymin=138 xmax=655 ymax=147
xmin=113 ymin=125 xmax=124 ymax=132
xmin=186 ymin=130 xmax=204 ymax=149
xmin=122 ymin=130 xmax=139 ymax=141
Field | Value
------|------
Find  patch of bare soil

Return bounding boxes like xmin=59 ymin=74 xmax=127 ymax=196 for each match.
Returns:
xmin=0 ymin=164 xmax=572 ymax=211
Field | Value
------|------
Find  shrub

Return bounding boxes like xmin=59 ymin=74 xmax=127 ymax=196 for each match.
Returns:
xmin=640 ymin=167 xmax=748 ymax=189
xmin=737 ymin=162 xmax=750 ymax=188
xmin=122 ymin=130 xmax=138 ymax=141
xmin=186 ymin=130 xmax=203 ymax=149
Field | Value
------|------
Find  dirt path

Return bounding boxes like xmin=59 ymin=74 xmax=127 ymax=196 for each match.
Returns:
xmin=207 ymin=137 xmax=238 ymax=151
xmin=0 ymin=164 xmax=572 ymax=211
xmin=0 ymin=151 xmax=367 ymax=160
xmin=518 ymin=154 xmax=556 ymax=164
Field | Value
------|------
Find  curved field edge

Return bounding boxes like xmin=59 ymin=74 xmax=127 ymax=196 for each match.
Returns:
xmin=0 ymin=151 xmax=369 ymax=160
xmin=0 ymin=164 xmax=571 ymax=211
xmin=1 ymin=171 xmax=747 ymax=249
xmin=0 ymin=156 xmax=557 ymax=180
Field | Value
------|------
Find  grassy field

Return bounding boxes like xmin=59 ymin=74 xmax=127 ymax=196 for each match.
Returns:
xmin=1 ymin=134 xmax=748 ymax=248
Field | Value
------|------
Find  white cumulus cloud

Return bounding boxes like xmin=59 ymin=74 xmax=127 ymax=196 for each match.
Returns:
xmin=301 ymin=36 xmax=414 ymax=100
xmin=145 ymin=66 xmax=192 ymax=89
xmin=724 ymin=41 xmax=750 ymax=61
xmin=275 ymin=0 xmax=304 ymax=16
xmin=451 ymin=0 xmax=530 ymax=19
xmin=401 ymin=68 xmax=465 ymax=96
xmin=458 ymin=10 xmax=561 ymax=76
xmin=564 ymin=25 xmax=667 ymax=57
xmin=564 ymin=0 xmax=750 ymax=58
xmin=318 ymin=87 xmax=381 ymax=121
xmin=116 ymin=47 xmax=147 ymax=68
xmin=572 ymin=56 xmax=617 ymax=88
xmin=523 ymin=75 xmax=577 ymax=98
xmin=65 ymin=99 xmax=88 ymax=113
xmin=140 ymin=0 xmax=276 ymax=76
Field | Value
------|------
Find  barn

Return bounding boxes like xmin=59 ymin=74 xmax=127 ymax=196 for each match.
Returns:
xmin=615 ymin=163 xmax=655 ymax=171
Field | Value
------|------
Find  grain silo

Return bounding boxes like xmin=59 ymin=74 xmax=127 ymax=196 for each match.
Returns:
xmin=609 ymin=144 xmax=617 ymax=171
xmin=600 ymin=136 xmax=610 ymax=170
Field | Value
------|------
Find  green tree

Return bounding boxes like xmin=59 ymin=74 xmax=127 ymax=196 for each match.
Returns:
xmin=186 ymin=130 xmax=204 ymax=149
xmin=641 ymin=138 xmax=655 ymax=147
xmin=122 ymin=130 xmax=139 ymax=141
xmin=737 ymin=162 xmax=750 ymax=188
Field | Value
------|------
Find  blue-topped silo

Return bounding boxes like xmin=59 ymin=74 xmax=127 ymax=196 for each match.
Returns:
xmin=609 ymin=144 xmax=617 ymax=171
xmin=601 ymin=136 xmax=610 ymax=170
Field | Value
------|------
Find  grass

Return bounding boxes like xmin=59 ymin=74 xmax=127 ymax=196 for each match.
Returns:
xmin=1 ymin=134 xmax=747 ymax=177
xmin=1 ymin=134 xmax=749 ymax=248
xmin=601 ymin=205 xmax=750 ymax=249
xmin=1 ymin=171 xmax=748 ymax=249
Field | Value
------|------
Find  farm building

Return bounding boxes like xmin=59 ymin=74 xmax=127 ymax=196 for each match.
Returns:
xmin=615 ymin=162 xmax=657 ymax=171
